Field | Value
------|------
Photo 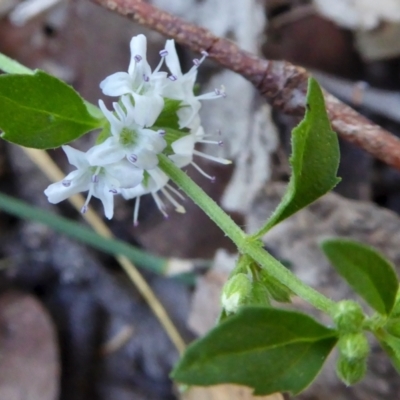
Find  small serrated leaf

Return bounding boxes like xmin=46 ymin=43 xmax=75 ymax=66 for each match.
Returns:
xmin=253 ymin=78 xmax=340 ymax=238
xmin=321 ymin=238 xmax=399 ymax=315
xmin=172 ymin=307 xmax=337 ymax=395
xmin=0 ymin=71 xmax=102 ymax=148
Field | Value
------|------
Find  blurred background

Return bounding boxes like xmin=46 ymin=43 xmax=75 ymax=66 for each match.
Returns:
xmin=1 ymin=0 xmax=400 ymax=399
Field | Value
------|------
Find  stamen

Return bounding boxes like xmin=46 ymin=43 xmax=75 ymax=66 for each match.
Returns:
xmin=133 ymin=196 xmax=141 ymax=227
xmin=62 ymin=180 xmax=71 ymax=187
xmin=191 ymin=161 xmax=215 ymax=181
xmin=159 ymin=49 xmax=168 ymax=57
xmin=143 ymin=74 xmax=150 ymax=82
xmin=152 ymin=192 xmax=168 ymax=218
xmin=168 ymin=74 xmax=177 ymax=81
xmin=193 ymin=58 xmax=200 ymax=67
xmin=153 ymin=56 xmax=166 ymax=74
xmin=198 ymin=139 xmax=223 ymax=145
xmin=214 ymin=86 xmax=227 ymax=98
xmin=165 ymin=183 xmax=185 ymax=201
xmin=91 ymin=174 xmax=99 ymax=183
xmin=193 ymin=149 xmax=231 ymax=164
xmin=161 ymin=187 xmax=185 ymax=214
xmin=114 ymin=102 xmax=126 ymax=121
xmin=157 ymin=129 xmax=166 ymax=136
xmin=201 ymin=50 xmax=209 ymax=57
xmin=134 ymin=54 xmax=142 ymax=63
xmin=128 ymin=154 xmax=138 ymax=163
xmin=81 ymin=205 xmax=88 ymax=214
xmin=109 ymin=188 xmax=119 ymax=195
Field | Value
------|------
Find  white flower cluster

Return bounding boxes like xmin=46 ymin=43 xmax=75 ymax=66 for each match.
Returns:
xmin=45 ymin=34 xmax=229 ymax=225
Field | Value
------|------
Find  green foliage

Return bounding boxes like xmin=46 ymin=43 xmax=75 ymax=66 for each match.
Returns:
xmin=172 ymin=307 xmax=337 ymax=395
xmin=154 ymin=98 xmax=183 ymax=130
xmin=321 ymin=238 xmax=399 ymax=315
xmin=260 ymin=270 xmax=292 ymax=303
xmin=253 ymin=78 xmax=341 ymax=238
xmin=0 ymin=53 xmax=33 ymax=75
xmin=377 ymin=331 xmax=400 ymax=373
xmin=247 ymin=281 xmax=271 ymax=306
xmin=336 ymin=355 xmax=367 ymax=386
xmin=0 ymin=71 xmax=103 ymax=148
xmin=333 ymin=300 xmax=365 ymax=334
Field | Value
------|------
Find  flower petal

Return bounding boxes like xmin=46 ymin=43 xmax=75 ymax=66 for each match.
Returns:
xmin=100 ymin=72 xmax=133 ymax=96
xmin=131 ymin=92 xmax=164 ymax=127
xmin=62 ymin=145 xmax=89 ymax=169
xmin=106 ymin=159 xmax=144 ymax=188
xmin=93 ymin=181 xmax=114 ymax=219
xmin=171 ymin=134 xmax=196 ymax=155
xmin=169 ymin=153 xmax=192 ymax=168
xmin=165 ymin=39 xmax=182 ymax=77
xmin=86 ymin=138 xmax=125 ymax=166
xmin=134 ymin=149 xmax=159 ymax=169
xmin=44 ymin=171 xmax=90 ymax=204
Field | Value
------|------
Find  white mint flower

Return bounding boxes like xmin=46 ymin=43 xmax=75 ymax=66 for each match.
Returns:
xmin=169 ymin=125 xmax=231 ymax=180
xmin=100 ymin=34 xmax=167 ymax=121
xmin=89 ymin=96 xmax=166 ymax=170
xmin=121 ymin=167 xmax=185 ymax=226
xmin=162 ymin=39 xmax=226 ymax=128
xmin=44 ymin=145 xmax=143 ymax=219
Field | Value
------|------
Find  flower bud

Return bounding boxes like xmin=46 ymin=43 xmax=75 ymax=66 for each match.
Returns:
xmin=221 ymin=273 xmax=252 ymax=314
xmin=338 ymin=333 xmax=369 ymax=361
xmin=333 ymin=300 xmax=365 ymax=333
xmin=336 ymin=354 xmax=367 ymax=386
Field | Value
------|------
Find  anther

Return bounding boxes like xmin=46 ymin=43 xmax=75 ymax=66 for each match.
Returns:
xmin=62 ymin=180 xmax=71 ymax=187
xmin=218 ymin=140 xmax=223 ymax=146
xmin=157 ymin=129 xmax=166 ymax=136
xmin=143 ymin=74 xmax=149 ymax=82
xmin=109 ymin=188 xmax=118 ymax=194
xmin=134 ymin=55 xmax=142 ymax=63
xmin=201 ymin=50 xmax=209 ymax=57
xmin=168 ymin=74 xmax=177 ymax=81
xmin=159 ymin=49 xmax=168 ymax=57
xmin=91 ymin=174 xmax=99 ymax=183
xmin=193 ymin=58 xmax=200 ymax=67
xmin=128 ymin=154 xmax=138 ymax=163
xmin=81 ymin=205 xmax=88 ymax=214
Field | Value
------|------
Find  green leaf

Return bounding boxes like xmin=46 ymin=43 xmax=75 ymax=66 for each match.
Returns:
xmin=154 ymin=98 xmax=183 ymax=130
xmin=0 ymin=70 xmax=103 ymax=148
xmin=253 ymin=78 xmax=340 ymax=238
xmin=377 ymin=331 xmax=400 ymax=373
xmin=0 ymin=52 xmax=33 ymax=75
xmin=172 ymin=307 xmax=337 ymax=395
xmin=321 ymin=239 xmax=399 ymax=315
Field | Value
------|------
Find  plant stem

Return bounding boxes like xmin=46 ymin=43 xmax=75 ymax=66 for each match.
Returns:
xmin=159 ymin=155 xmax=336 ymax=315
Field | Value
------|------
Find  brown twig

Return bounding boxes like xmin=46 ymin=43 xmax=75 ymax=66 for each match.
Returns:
xmin=91 ymin=0 xmax=400 ymax=170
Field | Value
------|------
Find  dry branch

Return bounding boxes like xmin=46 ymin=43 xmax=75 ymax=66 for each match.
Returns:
xmin=91 ymin=0 xmax=400 ymax=170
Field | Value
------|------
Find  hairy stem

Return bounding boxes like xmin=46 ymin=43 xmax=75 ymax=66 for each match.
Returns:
xmin=159 ymin=155 xmax=335 ymax=315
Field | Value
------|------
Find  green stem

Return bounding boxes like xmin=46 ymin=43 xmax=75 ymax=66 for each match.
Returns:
xmin=159 ymin=155 xmax=336 ymax=315
xmin=159 ymin=155 xmax=246 ymax=247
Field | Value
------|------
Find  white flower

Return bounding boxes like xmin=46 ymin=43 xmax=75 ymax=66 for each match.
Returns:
xmin=44 ymin=145 xmax=143 ymax=219
xmin=121 ymin=167 xmax=185 ymax=226
xmin=169 ymin=125 xmax=231 ymax=180
xmin=88 ymin=96 xmax=166 ymax=170
xmin=161 ymin=40 xmax=226 ymax=128
xmin=99 ymin=34 xmax=167 ymax=121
